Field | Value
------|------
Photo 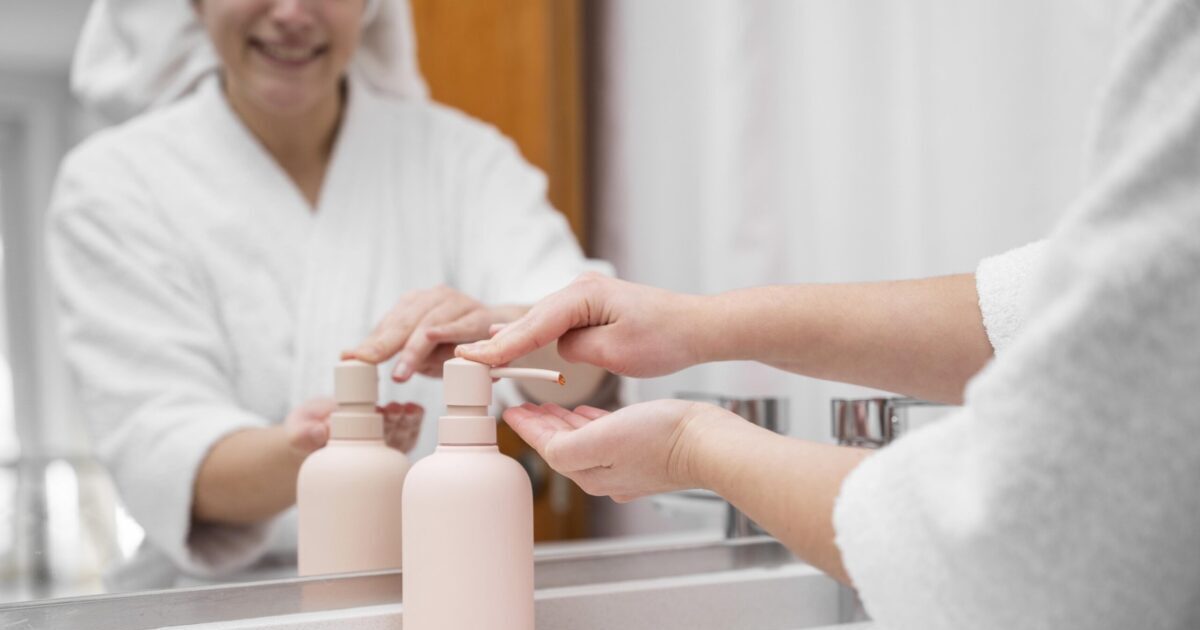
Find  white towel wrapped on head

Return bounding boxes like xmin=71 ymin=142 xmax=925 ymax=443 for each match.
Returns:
xmin=71 ymin=0 xmax=427 ymax=122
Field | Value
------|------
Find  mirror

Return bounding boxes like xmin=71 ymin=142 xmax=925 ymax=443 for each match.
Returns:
xmin=0 ymin=0 xmax=1118 ymax=609
xmin=0 ymin=0 xmax=732 ymax=606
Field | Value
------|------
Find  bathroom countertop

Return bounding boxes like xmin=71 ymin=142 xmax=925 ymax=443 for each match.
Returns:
xmin=0 ymin=533 xmax=855 ymax=630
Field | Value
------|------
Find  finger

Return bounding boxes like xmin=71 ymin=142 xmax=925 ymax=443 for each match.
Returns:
xmin=573 ymin=405 xmax=612 ymax=421
xmin=380 ymin=401 xmax=416 ymax=424
xmin=288 ymin=421 xmax=329 ymax=453
xmin=414 ymin=344 xmax=458 ymax=378
xmin=507 ymin=407 xmax=610 ymax=473
xmin=302 ymin=398 xmax=338 ymax=420
xmin=345 ymin=291 xmax=441 ymax=363
xmin=488 ymin=323 xmax=506 ymax=336
xmin=426 ymin=310 xmax=492 ymax=344
xmin=518 ymin=402 xmax=575 ymax=433
xmin=457 ymin=282 xmax=596 ymax=366
xmin=502 ymin=405 xmax=565 ymax=454
xmin=388 ymin=409 xmax=424 ymax=452
xmin=379 ymin=402 xmax=405 ymax=424
xmin=381 ymin=401 xmax=422 ymax=445
xmin=540 ymin=403 xmax=592 ymax=430
xmin=345 ymin=315 xmax=420 ymax=365
xmin=393 ymin=303 xmax=475 ymax=381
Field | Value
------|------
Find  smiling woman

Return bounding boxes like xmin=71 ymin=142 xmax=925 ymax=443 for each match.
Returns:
xmin=195 ymin=0 xmax=364 ymax=206
xmin=48 ymin=0 xmax=611 ymax=590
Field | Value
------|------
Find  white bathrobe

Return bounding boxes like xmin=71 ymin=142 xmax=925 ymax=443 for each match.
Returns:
xmin=47 ymin=73 xmax=609 ymax=587
xmin=834 ymin=0 xmax=1200 ymax=628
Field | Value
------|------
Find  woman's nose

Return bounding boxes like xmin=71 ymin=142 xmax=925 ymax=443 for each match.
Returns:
xmin=268 ymin=0 xmax=318 ymax=31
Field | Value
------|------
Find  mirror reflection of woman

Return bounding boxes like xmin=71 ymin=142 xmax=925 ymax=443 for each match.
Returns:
xmin=49 ymin=0 xmax=611 ymax=589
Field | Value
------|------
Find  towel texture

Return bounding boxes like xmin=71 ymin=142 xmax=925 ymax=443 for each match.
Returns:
xmin=71 ymin=0 xmax=427 ymax=122
xmin=975 ymin=240 xmax=1047 ymax=353
xmin=834 ymin=0 xmax=1200 ymax=628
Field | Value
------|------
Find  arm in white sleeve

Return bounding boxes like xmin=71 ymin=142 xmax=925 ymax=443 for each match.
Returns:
xmin=833 ymin=3 xmax=1200 ymax=625
xmin=47 ymin=144 xmax=274 ymax=578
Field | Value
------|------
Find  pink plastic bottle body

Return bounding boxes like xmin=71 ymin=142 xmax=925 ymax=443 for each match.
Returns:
xmin=297 ymin=439 xmax=409 ymax=576
xmin=402 ymin=442 xmax=535 ymax=630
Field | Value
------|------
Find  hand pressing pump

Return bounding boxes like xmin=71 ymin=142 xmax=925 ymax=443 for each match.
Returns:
xmin=402 ymin=358 xmax=564 ymax=630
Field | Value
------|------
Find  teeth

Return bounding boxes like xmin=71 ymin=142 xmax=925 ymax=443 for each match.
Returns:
xmin=262 ymin=43 xmax=316 ymax=62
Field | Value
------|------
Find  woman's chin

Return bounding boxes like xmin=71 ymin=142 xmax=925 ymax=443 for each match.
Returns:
xmin=245 ymin=78 xmax=335 ymax=118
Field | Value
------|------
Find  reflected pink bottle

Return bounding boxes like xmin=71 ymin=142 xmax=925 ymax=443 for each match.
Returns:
xmin=402 ymin=358 xmax=563 ymax=630
xmin=297 ymin=360 xmax=409 ymax=576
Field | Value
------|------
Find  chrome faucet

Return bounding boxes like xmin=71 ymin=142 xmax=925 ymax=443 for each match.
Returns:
xmin=676 ymin=394 xmax=789 ymax=538
xmin=831 ymin=396 xmax=941 ymax=448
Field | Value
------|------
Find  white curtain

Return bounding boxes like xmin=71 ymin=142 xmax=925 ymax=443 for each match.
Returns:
xmin=592 ymin=0 xmax=1126 ymax=442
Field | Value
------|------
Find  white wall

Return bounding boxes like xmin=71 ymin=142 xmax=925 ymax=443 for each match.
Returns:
xmin=592 ymin=0 xmax=1125 ymax=438
xmin=0 ymin=0 xmax=92 ymax=73
xmin=587 ymin=0 xmax=1126 ymax=535
xmin=0 ymin=1 xmax=95 ymax=459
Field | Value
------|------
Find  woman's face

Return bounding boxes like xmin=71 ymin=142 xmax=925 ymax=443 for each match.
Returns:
xmin=195 ymin=0 xmax=364 ymax=116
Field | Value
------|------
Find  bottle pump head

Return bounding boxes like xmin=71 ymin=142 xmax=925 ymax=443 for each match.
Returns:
xmin=331 ymin=359 xmax=383 ymax=439
xmin=440 ymin=358 xmax=564 ymax=445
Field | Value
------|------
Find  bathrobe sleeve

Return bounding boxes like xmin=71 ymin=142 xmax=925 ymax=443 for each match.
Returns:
xmin=438 ymin=110 xmax=614 ymax=305
xmin=47 ymin=140 xmax=275 ymax=578
xmin=975 ymin=240 xmax=1047 ymax=353
xmin=833 ymin=1 xmax=1200 ymax=627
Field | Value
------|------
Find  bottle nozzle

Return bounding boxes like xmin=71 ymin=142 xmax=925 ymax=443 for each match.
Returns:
xmin=440 ymin=358 xmax=564 ymax=445
xmin=442 ymin=358 xmax=564 ymax=411
xmin=488 ymin=367 xmax=566 ymax=386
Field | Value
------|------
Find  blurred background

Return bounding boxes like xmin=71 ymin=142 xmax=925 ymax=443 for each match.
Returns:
xmin=0 ymin=0 xmax=1122 ymax=606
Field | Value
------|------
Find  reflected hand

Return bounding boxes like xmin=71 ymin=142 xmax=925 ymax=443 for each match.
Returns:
xmin=284 ymin=398 xmax=337 ymax=454
xmin=285 ymin=397 xmax=425 ymax=454
xmin=343 ymin=285 xmax=525 ymax=381
xmin=380 ymin=402 xmax=424 ymax=453
xmin=501 ymin=400 xmax=742 ymax=502
xmin=457 ymin=273 xmax=706 ymax=378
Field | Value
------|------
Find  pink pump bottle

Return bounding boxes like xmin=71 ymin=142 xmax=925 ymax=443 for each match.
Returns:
xmin=402 ymin=358 xmax=564 ymax=630
xmin=297 ymin=360 xmax=410 ymax=576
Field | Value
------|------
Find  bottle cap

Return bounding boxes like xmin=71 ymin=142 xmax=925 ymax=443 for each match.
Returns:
xmin=331 ymin=360 xmax=383 ymax=440
xmin=440 ymin=358 xmax=564 ymax=445
xmin=335 ymin=359 xmax=378 ymax=405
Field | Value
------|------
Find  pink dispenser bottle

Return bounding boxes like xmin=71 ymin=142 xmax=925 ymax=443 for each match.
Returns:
xmin=402 ymin=358 xmax=564 ymax=630
xmin=297 ymin=360 xmax=410 ymax=576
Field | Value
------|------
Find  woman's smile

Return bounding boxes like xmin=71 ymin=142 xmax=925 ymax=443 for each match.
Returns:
xmin=249 ymin=37 xmax=329 ymax=69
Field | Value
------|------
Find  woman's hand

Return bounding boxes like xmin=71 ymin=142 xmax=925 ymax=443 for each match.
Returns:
xmin=284 ymin=398 xmax=337 ymax=454
xmin=380 ymin=402 xmax=424 ymax=452
xmin=284 ymin=397 xmax=424 ymax=454
xmin=458 ymin=273 xmax=711 ymax=378
xmin=503 ymin=399 xmax=868 ymax=585
xmin=344 ymin=285 xmax=526 ymax=381
xmin=501 ymin=400 xmax=745 ymax=502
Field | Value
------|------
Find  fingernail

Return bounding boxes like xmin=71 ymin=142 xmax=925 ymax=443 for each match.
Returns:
xmin=392 ymin=362 xmax=409 ymax=381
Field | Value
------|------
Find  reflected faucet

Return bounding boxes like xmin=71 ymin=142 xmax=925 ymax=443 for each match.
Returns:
xmin=830 ymin=396 xmax=941 ymax=448
xmin=676 ymin=394 xmax=789 ymax=539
